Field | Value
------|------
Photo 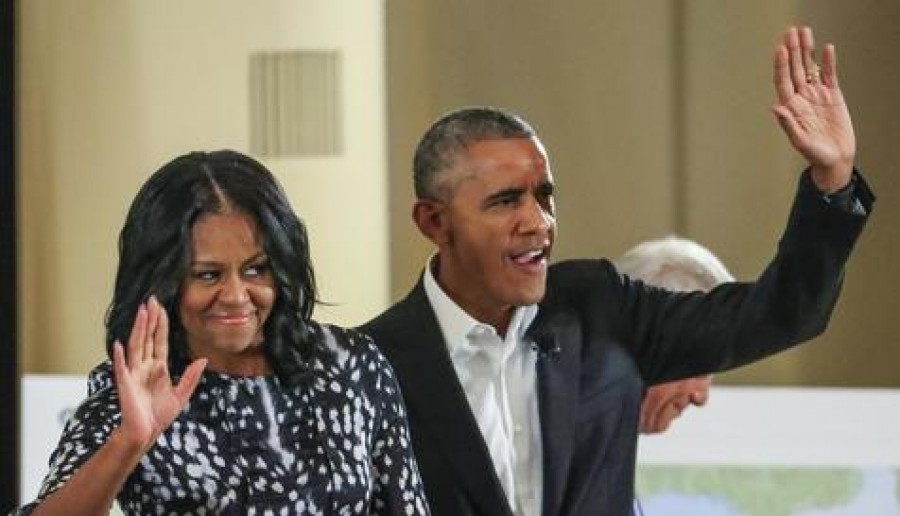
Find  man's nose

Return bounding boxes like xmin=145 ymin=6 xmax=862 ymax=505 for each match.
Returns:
xmin=520 ymin=197 xmax=554 ymax=234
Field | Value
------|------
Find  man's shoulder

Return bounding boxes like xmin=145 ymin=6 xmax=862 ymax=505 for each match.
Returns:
xmin=535 ymin=258 xmax=626 ymax=320
xmin=547 ymin=257 xmax=619 ymax=287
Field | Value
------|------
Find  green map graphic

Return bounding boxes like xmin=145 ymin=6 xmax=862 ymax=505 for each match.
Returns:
xmin=636 ymin=466 xmax=900 ymax=516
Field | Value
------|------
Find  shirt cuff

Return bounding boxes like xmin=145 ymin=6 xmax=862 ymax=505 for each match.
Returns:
xmin=804 ymin=169 xmax=868 ymax=216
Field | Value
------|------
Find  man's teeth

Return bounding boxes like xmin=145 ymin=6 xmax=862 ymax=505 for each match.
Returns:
xmin=513 ymin=249 xmax=544 ymax=264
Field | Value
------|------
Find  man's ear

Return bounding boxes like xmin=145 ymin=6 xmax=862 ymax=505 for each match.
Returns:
xmin=412 ymin=199 xmax=450 ymax=246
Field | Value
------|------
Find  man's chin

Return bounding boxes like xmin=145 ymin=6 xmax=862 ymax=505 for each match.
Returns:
xmin=516 ymin=286 xmax=547 ymax=306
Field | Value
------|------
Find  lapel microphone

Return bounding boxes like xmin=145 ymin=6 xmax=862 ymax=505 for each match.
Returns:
xmin=532 ymin=334 xmax=562 ymax=362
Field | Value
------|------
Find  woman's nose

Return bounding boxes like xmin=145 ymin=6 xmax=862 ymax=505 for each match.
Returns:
xmin=218 ymin=274 xmax=250 ymax=304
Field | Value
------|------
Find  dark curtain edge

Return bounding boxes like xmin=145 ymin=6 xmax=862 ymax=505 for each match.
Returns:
xmin=1 ymin=0 xmax=20 ymax=511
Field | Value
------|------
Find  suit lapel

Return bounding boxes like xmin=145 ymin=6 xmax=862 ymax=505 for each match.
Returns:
xmin=385 ymin=284 xmax=514 ymax=516
xmin=529 ymin=308 xmax=582 ymax=516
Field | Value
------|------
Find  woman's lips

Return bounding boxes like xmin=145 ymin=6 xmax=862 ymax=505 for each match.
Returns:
xmin=208 ymin=312 xmax=253 ymax=325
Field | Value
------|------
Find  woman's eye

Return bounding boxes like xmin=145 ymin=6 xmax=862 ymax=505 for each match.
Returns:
xmin=194 ymin=270 xmax=218 ymax=282
xmin=245 ymin=263 xmax=270 ymax=278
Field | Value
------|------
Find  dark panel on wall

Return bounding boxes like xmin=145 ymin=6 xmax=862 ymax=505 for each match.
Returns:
xmin=1 ymin=0 xmax=19 ymax=510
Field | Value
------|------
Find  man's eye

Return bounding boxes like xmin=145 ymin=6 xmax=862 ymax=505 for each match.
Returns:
xmin=538 ymin=185 xmax=555 ymax=202
xmin=492 ymin=195 xmax=518 ymax=207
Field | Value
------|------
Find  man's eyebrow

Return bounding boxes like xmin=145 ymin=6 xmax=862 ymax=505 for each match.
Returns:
xmin=483 ymin=186 xmax=525 ymax=205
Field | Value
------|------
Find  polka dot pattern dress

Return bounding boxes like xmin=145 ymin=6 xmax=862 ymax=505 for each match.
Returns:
xmin=18 ymin=323 xmax=430 ymax=515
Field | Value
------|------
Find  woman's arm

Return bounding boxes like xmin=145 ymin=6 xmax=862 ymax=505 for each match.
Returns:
xmin=368 ymin=347 xmax=430 ymax=516
xmin=27 ymin=297 xmax=205 ymax=516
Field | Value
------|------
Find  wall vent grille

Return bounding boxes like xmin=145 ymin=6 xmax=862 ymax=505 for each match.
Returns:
xmin=249 ymin=50 xmax=342 ymax=157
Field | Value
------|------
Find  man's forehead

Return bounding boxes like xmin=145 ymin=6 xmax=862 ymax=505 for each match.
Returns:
xmin=433 ymin=136 xmax=552 ymax=198
xmin=452 ymin=137 xmax=550 ymax=176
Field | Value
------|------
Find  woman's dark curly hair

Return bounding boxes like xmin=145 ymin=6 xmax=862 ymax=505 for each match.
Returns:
xmin=105 ymin=150 xmax=319 ymax=384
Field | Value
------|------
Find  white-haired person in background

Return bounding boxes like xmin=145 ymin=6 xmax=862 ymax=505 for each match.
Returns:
xmin=616 ymin=236 xmax=734 ymax=434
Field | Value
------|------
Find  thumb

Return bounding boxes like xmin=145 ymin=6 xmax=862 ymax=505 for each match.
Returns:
xmin=173 ymin=358 xmax=207 ymax=407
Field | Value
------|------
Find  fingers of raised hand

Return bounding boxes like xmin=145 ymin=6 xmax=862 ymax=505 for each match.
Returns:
xmin=127 ymin=304 xmax=149 ymax=369
xmin=774 ymin=45 xmax=794 ymax=104
xmin=800 ymin=26 xmax=819 ymax=83
xmin=149 ymin=295 xmax=170 ymax=364
xmin=127 ymin=297 xmax=170 ymax=369
xmin=821 ymin=43 xmax=839 ymax=89
xmin=113 ymin=340 xmax=128 ymax=385
xmin=785 ymin=26 xmax=809 ymax=89
xmin=778 ymin=26 xmax=831 ymax=95
xmin=144 ymin=297 xmax=160 ymax=361
xmin=792 ymin=26 xmax=822 ymax=88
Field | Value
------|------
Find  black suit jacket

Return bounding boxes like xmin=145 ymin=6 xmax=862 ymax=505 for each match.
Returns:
xmin=360 ymin=173 xmax=874 ymax=516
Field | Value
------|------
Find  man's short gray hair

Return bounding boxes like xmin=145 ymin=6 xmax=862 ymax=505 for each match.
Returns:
xmin=413 ymin=106 xmax=536 ymax=200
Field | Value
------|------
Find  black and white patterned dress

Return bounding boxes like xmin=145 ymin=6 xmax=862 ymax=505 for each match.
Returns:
xmin=18 ymin=323 xmax=430 ymax=515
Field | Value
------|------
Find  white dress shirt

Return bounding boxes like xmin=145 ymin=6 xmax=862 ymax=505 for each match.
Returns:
xmin=424 ymin=261 xmax=543 ymax=516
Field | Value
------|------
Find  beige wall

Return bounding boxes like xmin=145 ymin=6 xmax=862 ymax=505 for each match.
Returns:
xmin=18 ymin=2 xmax=899 ymax=386
xmin=386 ymin=1 xmax=900 ymax=386
xmin=18 ymin=0 xmax=388 ymax=373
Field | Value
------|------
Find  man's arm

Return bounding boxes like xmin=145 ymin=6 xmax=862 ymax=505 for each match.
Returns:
xmin=613 ymin=28 xmax=873 ymax=387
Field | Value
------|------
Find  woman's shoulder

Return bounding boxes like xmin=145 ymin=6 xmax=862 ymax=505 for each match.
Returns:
xmin=62 ymin=361 xmax=122 ymax=433
xmin=86 ymin=360 xmax=116 ymax=397
xmin=310 ymin=321 xmax=394 ymax=377
xmin=313 ymin=321 xmax=378 ymax=359
xmin=314 ymin=321 xmax=373 ymax=348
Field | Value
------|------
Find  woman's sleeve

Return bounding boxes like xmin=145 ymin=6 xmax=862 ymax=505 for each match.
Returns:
xmin=13 ymin=374 xmax=121 ymax=514
xmin=368 ymin=348 xmax=431 ymax=516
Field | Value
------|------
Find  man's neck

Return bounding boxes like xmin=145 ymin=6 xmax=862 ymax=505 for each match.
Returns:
xmin=429 ymin=255 xmax=514 ymax=336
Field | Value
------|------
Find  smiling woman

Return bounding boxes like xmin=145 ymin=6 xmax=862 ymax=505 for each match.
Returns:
xmin=13 ymin=151 xmax=430 ymax=515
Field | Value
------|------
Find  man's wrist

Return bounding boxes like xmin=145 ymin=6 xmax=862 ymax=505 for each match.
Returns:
xmin=805 ymin=168 xmax=866 ymax=215
xmin=809 ymin=162 xmax=854 ymax=194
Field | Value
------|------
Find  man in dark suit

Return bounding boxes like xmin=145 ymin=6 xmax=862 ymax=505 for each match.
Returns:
xmin=361 ymin=27 xmax=874 ymax=516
